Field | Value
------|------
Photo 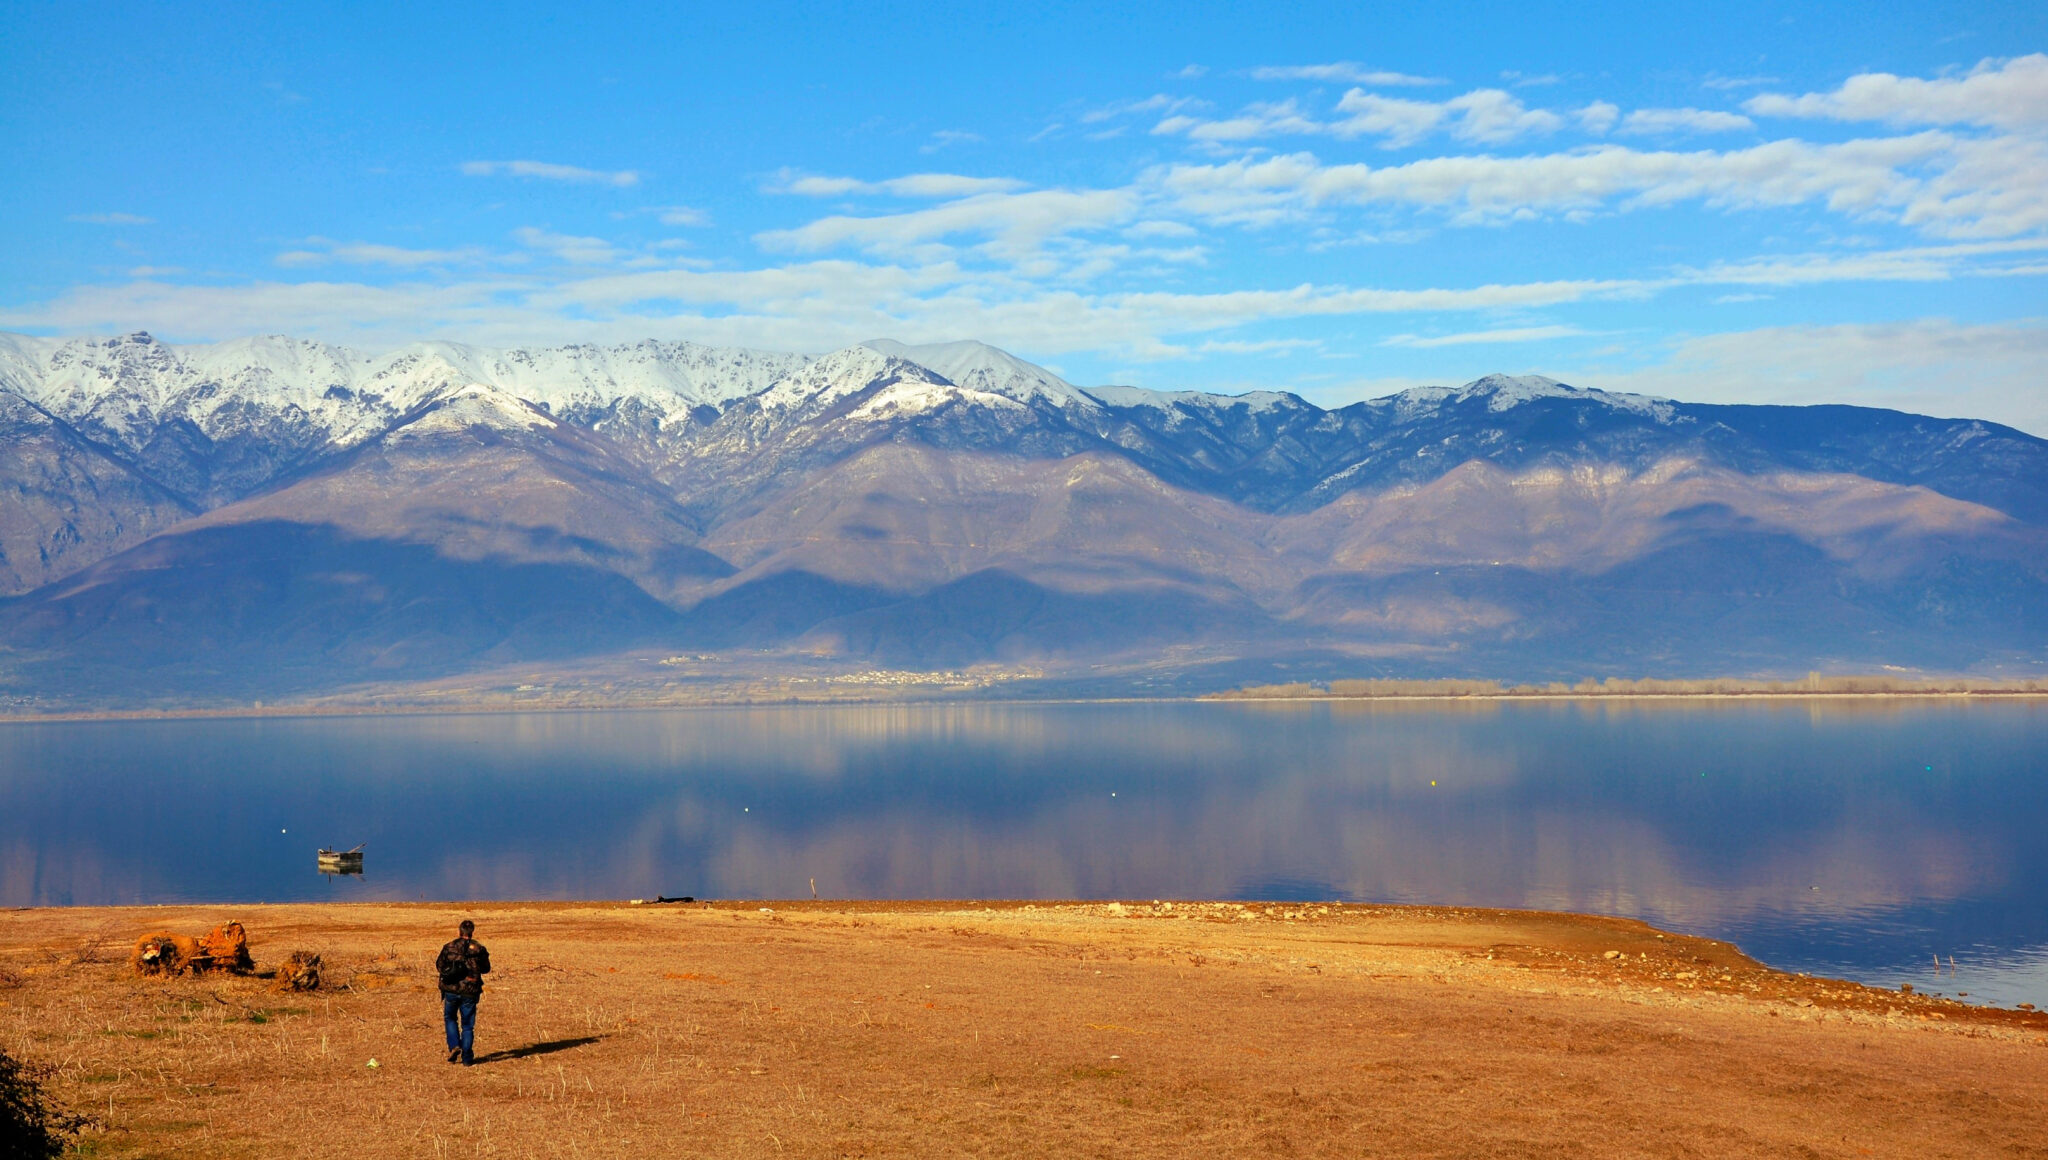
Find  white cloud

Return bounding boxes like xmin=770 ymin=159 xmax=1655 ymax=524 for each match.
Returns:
xmin=922 ymin=130 xmax=983 ymax=153
xmin=1569 ymin=318 xmax=2048 ymax=435
xmin=66 ymin=212 xmax=153 ymax=225
xmin=1248 ymin=63 xmax=1441 ymax=86
xmin=1575 ymin=101 xmax=1621 ymax=135
xmin=1195 ymin=338 xmax=1321 ymax=354
xmin=655 ymin=206 xmax=710 ymax=226
xmin=511 ymin=227 xmax=622 ymax=265
xmin=1745 ymin=54 xmax=2048 ymax=131
xmin=1125 ymin=219 xmax=1199 ymax=239
xmin=1080 ymin=94 xmax=1204 ymax=124
xmin=757 ymin=189 xmax=1139 ymax=261
xmin=17 ymin=232 xmax=2043 ymax=430
xmin=1174 ymin=64 xmax=1207 ymax=79
xmin=1684 ymin=239 xmax=2048 ymax=286
xmin=1897 ymin=132 xmax=2048 ymax=237
xmin=1332 ymin=91 xmax=1449 ymax=147
xmin=1164 ymin=88 xmax=1565 ymax=148
xmin=1382 ymin=325 xmax=1591 ymax=347
xmin=1444 ymin=90 xmax=1564 ymax=143
xmin=1149 ymin=133 xmax=2029 ymax=234
xmin=781 ymin=173 xmax=1027 ymax=198
xmin=1702 ymin=74 xmax=1780 ymax=91
xmin=275 ymin=238 xmax=487 ymax=268
xmin=1158 ymin=99 xmax=1324 ymax=142
xmin=460 ymin=160 xmax=641 ymax=187
xmin=1617 ymin=108 xmax=1756 ymax=136
xmin=0 ymin=260 xmax=1651 ymax=363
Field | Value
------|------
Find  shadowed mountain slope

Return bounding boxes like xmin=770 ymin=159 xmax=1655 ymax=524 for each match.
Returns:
xmin=0 ymin=390 xmax=196 ymax=593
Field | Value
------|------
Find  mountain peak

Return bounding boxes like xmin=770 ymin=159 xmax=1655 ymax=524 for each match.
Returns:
xmin=755 ymin=345 xmax=945 ymax=414
xmin=386 ymin=381 xmax=560 ymax=442
xmin=1376 ymin=374 xmax=1676 ymax=420
xmin=861 ymin=339 xmax=1096 ymax=409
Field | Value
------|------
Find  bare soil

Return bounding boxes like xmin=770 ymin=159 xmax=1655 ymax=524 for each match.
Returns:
xmin=3 ymin=900 xmax=2044 ymax=1158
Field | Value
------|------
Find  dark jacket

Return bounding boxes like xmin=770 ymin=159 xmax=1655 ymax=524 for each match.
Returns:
xmin=436 ymin=937 xmax=491 ymax=997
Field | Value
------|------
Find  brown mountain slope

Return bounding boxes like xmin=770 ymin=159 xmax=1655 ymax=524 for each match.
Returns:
xmin=0 ymin=392 xmax=196 ymax=593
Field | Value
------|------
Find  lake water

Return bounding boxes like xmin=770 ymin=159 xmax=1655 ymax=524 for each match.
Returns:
xmin=3 ymin=700 xmax=2044 ymax=1008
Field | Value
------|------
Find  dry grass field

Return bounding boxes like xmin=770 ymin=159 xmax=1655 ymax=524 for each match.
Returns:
xmin=2 ymin=900 xmax=2044 ymax=1158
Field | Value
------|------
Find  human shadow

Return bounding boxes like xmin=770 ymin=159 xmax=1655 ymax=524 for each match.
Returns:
xmin=470 ymin=1035 xmax=605 ymax=1065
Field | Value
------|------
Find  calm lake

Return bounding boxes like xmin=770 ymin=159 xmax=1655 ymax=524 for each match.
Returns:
xmin=3 ymin=700 xmax=2044 ymax=1008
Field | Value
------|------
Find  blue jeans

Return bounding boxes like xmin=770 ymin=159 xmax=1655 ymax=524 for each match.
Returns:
xmin=442 ymin=993 xmax=478 ymax=1062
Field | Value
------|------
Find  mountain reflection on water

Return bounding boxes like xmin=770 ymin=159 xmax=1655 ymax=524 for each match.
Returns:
xmin=2 ymin=700 xmax=2043 ymax=1006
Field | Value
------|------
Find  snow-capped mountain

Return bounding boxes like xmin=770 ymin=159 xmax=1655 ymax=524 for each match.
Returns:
xmin=2 ymin=328 xmax=2044 ymax=705
xmin=862 ymin=339 xmax=1101 ymax=411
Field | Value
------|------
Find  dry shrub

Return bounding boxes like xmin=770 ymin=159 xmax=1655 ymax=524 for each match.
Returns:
xmin=1216 ymin=682 xmax=1324 ymax=699
xmin=131 ymin=922 xmax=256 ymax=977
xmin=1328 ymin=678 xmax=1504 ymax=697
xmin=1224 ymin=674 xmax=2048 ymax=700
xmin=62 ymin=921 xmax=123 ymax=967
xmin=274 ymin=950 xmax=322 ymax=992
xmin=199 ymin=922 xmax=255 ymax=974
xmin=131 ymin=932 xmax=200 ymax=976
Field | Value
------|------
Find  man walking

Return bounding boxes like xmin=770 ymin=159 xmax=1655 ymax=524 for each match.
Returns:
xmin=436 ymin=919 xmax=491 ymax=1065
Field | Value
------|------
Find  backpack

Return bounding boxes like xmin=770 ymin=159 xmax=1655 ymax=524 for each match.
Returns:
xmin=438 ymin=941 xmax=472 ymax=990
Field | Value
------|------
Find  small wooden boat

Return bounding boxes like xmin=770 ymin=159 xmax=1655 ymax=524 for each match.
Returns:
xmin=317 ymin=845 xmax=365 ymax=875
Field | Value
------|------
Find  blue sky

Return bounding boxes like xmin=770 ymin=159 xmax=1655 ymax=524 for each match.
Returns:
xmin=4 ymin=0 xmax=2046 ymax=430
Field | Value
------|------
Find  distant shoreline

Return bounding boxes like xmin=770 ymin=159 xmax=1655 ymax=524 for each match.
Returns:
xmin=3 ymin=685 xmax=2045 ymax=724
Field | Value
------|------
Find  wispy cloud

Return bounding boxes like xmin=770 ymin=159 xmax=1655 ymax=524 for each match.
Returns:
xmin=11 ymin=56 xmax=2043 ymax=430
xmin=66 ymin=212 xmax=153 ymax=225
xmin=612 ymin=205 xmax=713 ymax=226
xmin=1571 ymin=318 xmax=2048 ymax=434
xmin=276 ymin=239 xmax=489 ymax=268
xmin=921 ymin=130 xmax=983 ymax=154
xmin=758 ymin=188 xmax=1138 ymax=262
xmin=1702 ymin=74 xmax=1780 ymax=91
xmin=511 ymin=226 xmax=622 ymax=265
xmin=780 ymin=173 xmax=1027 ymax=198
xmin=0 ymin=262 xmax=1647 ymax=363
xmin=1196 ymin=337 xmax=1321 ymax=354
xmin=460 ymin=160 xmax=641 ymax=187
xmin=1081 ymin=94 xmax=1206 ymax=125
xmin=1616 ymin=107 xmax=1756 ymax=136
xmin=1247 ymin=63 xmax=1442 ymax=86
xmin=1154 ymin=99 xmax=1323 ymax=143
xmin=1383 ymin=325 xmax=1591 ymax=347
xmin=1149 ymin=132 xmax=2048 ymax=237
xmin=1158 ymin=88 xmax=1566 ymax=148
xmin=1124 ymin=219 xmax=1199 ymax=239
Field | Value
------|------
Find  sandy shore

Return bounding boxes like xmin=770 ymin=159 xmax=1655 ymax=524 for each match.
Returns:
xmin=3 ymin=900 xmax=2044 ymax=1158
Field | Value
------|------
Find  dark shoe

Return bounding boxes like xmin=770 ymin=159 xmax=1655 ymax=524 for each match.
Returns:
xmin=461 ymin=1057 xmax=474 ymax=1066
xmin=447 ymin=1049 xmax=462 ymax=1063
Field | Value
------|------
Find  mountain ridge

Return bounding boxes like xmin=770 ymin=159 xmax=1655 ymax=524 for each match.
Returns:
xmin=2 ymin=329 xmax=2043 ymax=704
